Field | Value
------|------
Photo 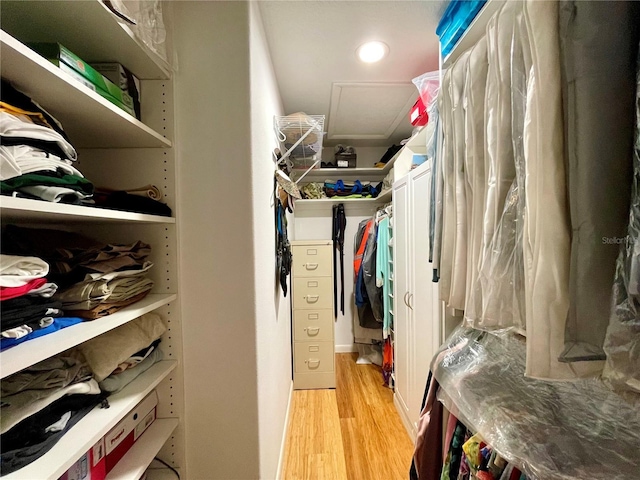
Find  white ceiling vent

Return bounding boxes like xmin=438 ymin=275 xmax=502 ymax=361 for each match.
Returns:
xmin=327 ymin=83 xmax=417 ymax=140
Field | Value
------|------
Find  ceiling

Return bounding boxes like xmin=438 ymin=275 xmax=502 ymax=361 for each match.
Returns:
xmin=259 ymin=0 xmax=447 ymax=147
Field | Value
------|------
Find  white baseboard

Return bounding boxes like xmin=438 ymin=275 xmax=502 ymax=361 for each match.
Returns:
xmin=335 ymin=344 xmax=357 ymax=353
xmin=276 ymin=381 xmax=294 ymax=480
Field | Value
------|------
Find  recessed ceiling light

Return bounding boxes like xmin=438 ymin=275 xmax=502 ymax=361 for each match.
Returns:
xmin=357 ymin=41 xmax=389 ymax=63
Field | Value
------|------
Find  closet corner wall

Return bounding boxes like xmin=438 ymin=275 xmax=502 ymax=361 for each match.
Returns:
xmin=0 ymin=1 xmax=186 ymax=478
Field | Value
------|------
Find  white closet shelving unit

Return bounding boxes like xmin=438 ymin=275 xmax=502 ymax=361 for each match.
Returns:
xmin=0 ymin=1 xmax=184 ymax=478
xmin=294 ymin=127 xmax=427 ymax=211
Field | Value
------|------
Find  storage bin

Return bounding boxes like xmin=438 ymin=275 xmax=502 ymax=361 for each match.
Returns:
xmin=436 ymin=0 xmax=487 ymax=56
xmin=334 ymin=145 xmax=357 ymax=168
xmin=276 ymin=113 xmax=325 ymax=169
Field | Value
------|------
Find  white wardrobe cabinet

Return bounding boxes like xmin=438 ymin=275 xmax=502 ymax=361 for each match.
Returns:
xmin=393 ymin=162 xmax=441 ymax=439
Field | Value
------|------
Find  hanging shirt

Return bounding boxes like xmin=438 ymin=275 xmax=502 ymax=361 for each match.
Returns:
xmin=376 ymin=217 xmax=392 ymax=338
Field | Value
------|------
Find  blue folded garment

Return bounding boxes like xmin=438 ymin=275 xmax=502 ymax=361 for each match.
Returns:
xmin=1 ymin=317 xmax=83 ymax=351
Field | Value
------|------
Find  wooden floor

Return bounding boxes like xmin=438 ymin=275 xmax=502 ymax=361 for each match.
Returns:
xmin=281 ymin=353 xmax=415 ymax=480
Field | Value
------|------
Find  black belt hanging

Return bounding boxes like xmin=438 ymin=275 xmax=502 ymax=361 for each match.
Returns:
xmin=332 ymin=204 xmax=346 ymax=317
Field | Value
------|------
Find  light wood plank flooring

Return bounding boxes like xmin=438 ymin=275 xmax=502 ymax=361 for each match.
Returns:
xmin=282 ymin=353 xmax=415 ymax=479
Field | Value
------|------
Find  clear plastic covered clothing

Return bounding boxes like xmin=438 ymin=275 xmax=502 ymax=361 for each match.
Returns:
xmin=462 ymin=37 xmax=488 ymax=326
xmin=433 ymin=326 xmax=640 ymax=480
xmin=559 ymin=1 xmax=638 ymax=363
xmin=475 ymin=1 xmax=527 ymax=332
xmin=363 ymin=221 xmax=384 ymax=324
xmin=449 ymin=51 xmax=470 ymax=311
xmin=603 ymin=40 xmax=640 ymax=401
xmin=104 ymin=1 xmax=169 ymax=65
xmin=438 ymin=68 xmax=454 ymax=304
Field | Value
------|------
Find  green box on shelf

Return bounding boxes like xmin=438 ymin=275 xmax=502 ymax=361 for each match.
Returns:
xmin=29 ymin=42 xmax=135 ymax=116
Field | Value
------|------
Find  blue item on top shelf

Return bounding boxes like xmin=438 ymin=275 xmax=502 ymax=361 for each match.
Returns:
xmin=436 ymin=0 xmax=487 ymax=57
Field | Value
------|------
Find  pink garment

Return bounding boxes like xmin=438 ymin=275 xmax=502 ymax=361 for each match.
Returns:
xmin=443 ymin=411 xmax=459 ymax=462
xmin=0 ymin=277 xmax=47 ymax=301
xmin=413 ymin=374 xmax=443 ymax=480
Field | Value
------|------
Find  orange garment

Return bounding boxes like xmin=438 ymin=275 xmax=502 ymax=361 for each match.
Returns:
xmin=353 ymin=219 xmax=373 ymax=279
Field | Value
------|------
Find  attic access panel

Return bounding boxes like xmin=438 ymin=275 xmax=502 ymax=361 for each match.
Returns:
xmin=327 ymin=82 xmax=417 ymax=141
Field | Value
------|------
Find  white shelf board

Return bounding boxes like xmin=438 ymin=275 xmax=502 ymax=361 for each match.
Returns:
xmin=106 ymin=418 xmax=179 ymax=480
xmin=442 ymin=0 xmax=506 ymax=68
xmin=4 ymin=360 xmax=177 ymax=480
xmin=0 ymin=293 xmax=177 ymax=379
xmin=377 ymin=189 xmax=393 ymax=203
xmin=0 ymin=196 xmax=176 ymax=224
xmin=1 ymin=0 xmax=170 ymax=80
xmin=0 ymin=31 xmax=171 ymax=149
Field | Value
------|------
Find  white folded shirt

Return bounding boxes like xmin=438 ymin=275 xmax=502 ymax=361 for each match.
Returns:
xmin=0 ymin=254 xmax=49 ymax=287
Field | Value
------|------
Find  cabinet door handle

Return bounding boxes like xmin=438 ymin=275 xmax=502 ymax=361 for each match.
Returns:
xmin=403 ymin=292 xmax=409 ymax=307
xmin=305 ymin=295 xmax=319 ymax=303
xmin=305 ymin=263 xmax=319 ymax=270
xmin=305 ymin=327 xmax=320 ymax=336
xmin=306 ymin=359 xmax=320 ymax=369
xmin=408 ymin=293 xmax=414 ymax=311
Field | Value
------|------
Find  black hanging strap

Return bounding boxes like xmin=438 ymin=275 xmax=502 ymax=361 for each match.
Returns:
xmin=332 ymin=203 xmax=346 ymax=317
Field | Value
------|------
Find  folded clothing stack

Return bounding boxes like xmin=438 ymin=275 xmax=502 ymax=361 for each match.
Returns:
xmin=0 ymin=81 xmax=93 ymax=205
xmin=92 ymin=187 xmax=172 ymax=217
xmin=0 ymin=313 xmax=166 ymax=475
xmin=3 ymin=225 xmax=154 ymax=319
xmin=324 ymin=179 xmax=382 ymax=199
xmin=0 ymin=355 xmax=104 ymax=475
xmin=0 ymin=255 xmax=83 ymax=351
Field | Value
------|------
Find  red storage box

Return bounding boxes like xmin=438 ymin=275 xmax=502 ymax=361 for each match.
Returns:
xmin=104 ymin=391 xmax=158 ymax=474
xmin=59 ymin=439 xmax=106 ymax=480
xmin=409 ymin=96 xmax=429 ymax=126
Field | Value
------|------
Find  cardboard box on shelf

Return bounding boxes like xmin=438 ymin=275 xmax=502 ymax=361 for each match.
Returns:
xmin=29 ymin=43 xmax=135 ymax=117
xmin=104 ymin=391 xmax=158 ymax=474
xmin=92 ymin=62 xmax=141 ymax=120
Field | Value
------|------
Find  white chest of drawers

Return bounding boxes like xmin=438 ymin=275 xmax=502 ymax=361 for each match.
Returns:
xmin=291 ymin=240 xmax=336 ymax=390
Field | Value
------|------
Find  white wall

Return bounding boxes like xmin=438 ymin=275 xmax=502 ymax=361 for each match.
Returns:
xmin=173 ymin=2 xmax=261 ymax=479
xmin=249 ymin=2 xmax=293 ymax=479
xmin=294 ymin=204 xmax=378 ymax=351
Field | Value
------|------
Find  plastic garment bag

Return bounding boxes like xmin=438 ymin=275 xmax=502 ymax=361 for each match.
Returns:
xmin=354 ymin=219 xmax=380 ymax=330
xmin=363 ymin=220 xmax=384 ymax=324
xmin=558 ymin=1 xmax=639 ymax=363
xmin=462 ymin=37 xmax=488 ymax=326
xmin=476 ymin=2 xmax=527 ymax=332
xmin=521 ymin=0 xmax=601 ymax=379
xmin=603 ymin=41 xmax=640 ymax=401
xmin=479 ymin=7 xmax=515 ymax=300
xmin=438 ymin=68 xmax=455 ymax=304
xmin=433 ymin=326 xmax=640 ymax=480
xmin=432 ymin=85 xmax=447 ymax=283
xmin=448 ymin=51 xmax=471 ymax=310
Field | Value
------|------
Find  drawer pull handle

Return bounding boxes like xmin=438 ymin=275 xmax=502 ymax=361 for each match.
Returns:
xmin=305 ymin=295 xmax=319 ymax=303
xmin=305 ymin=263 xmax=319 ymax=270
xmin=306 ymin=359 xmax=321 ymax=369
xmin=305 ymin=327 xmax=320 ymax=336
